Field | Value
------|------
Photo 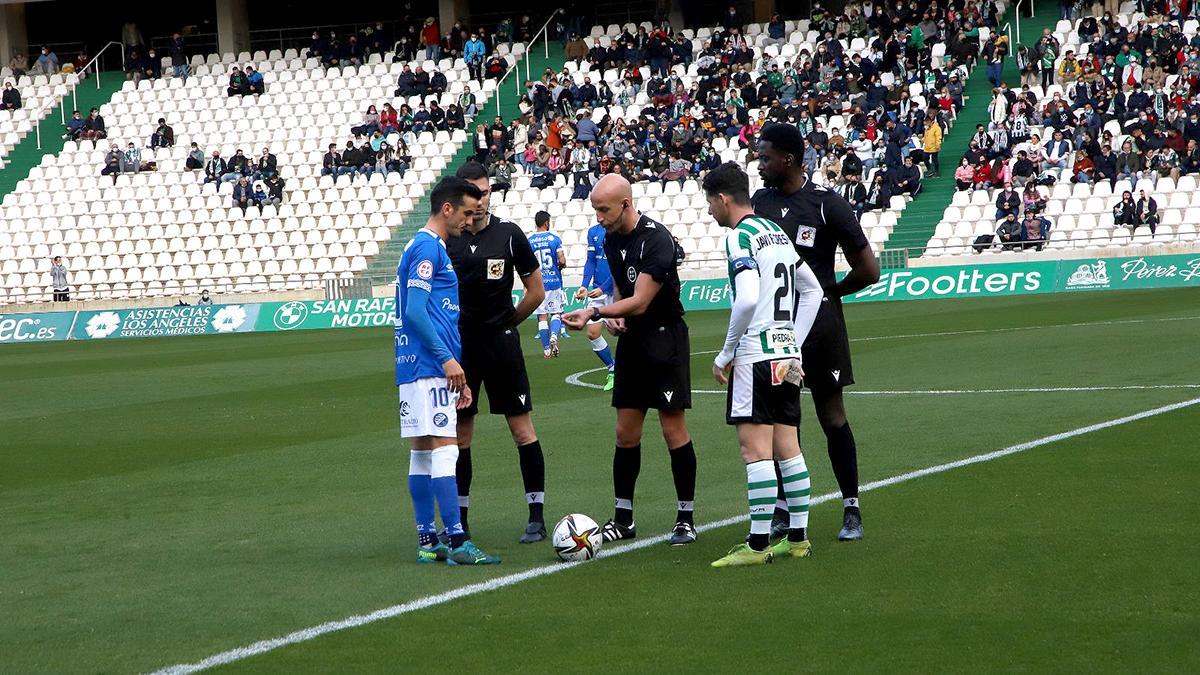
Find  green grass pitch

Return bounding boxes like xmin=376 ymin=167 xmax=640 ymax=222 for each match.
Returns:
xmin=2 ymin=288 xmax=1199 ymax=673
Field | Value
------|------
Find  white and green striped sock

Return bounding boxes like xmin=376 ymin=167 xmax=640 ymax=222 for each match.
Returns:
xmin=779 ymin=454 xmax=811 ymax=531
xmin=747 ymin=460 xmax=777 ymax=542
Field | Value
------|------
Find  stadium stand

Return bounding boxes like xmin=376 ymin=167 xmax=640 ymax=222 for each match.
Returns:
xmin=483 ymin=5 xmax=1010 ymax=276
xmin=0 ymin=72 xmax=77 ymax=164
xmin=926 ymin=7 xmax=1200 ymax=257
xmin=0 ymin=45 xmax=524 ymax=304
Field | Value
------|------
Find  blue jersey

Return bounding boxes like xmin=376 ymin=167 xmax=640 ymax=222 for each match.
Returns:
xmin=527 ymin=230 xmax=564 ymax=291
xmin=581 ymin=224 xmax=613 ymax=295
xmin=394 ymin=228 xmax=461 ymax=385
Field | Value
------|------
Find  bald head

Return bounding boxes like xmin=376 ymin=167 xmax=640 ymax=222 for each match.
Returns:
xmin=590 ymin=174 xmax=636 ymax=233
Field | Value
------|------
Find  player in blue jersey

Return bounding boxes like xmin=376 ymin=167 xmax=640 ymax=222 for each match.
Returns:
xmin=527 ymin=211 xmax=567 ymax=358
xmin=396 ymin=176 xmax=499 ymax=566
xmin=574 ymin=221 xmax=616 ymax=391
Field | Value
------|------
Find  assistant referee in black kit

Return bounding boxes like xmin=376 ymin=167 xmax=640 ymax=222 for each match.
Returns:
xmin=564 ymin=174 xmax=699 ymax=547
xmin=446 ymin=161 xmax=551 ymax=544
xmin=751 ymin=124 xmax=881 ymax=541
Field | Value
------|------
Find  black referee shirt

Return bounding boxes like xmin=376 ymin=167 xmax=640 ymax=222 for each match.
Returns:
xmin=603 ymin=213 xmax=684 ymax=330
xmin=446 ymin=214 xmax=539 ymax=330
xmin=751 ymin=178 xmax=870 ymax=291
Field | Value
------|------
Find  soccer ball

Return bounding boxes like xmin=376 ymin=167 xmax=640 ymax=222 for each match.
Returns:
xmin=552 ymin=514 xmax=603 ymax=562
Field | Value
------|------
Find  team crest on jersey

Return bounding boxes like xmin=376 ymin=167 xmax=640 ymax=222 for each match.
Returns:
xmin=487 ymin=259 xmax=505 ymax=280
xmin=433 ymin=413 xmax=449 ymax=427
xmin=627 ymin=267 xmax=637 ymax=282
xmin=796 ymin=225 xmax=817 ymax=247
xmin=417 ymin=260 xmax=434 ymax=279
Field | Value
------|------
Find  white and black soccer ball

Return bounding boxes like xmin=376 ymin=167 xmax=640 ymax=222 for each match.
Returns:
xmin=552 ymin=513 xmax=603 ymax=562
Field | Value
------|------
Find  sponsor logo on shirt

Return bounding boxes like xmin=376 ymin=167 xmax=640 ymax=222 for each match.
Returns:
xmin=627 ymin=267 xmax=637 ymax=282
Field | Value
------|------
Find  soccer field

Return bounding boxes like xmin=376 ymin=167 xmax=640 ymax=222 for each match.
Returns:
xmin=3 ymin=288 xmax=1199 ymax=673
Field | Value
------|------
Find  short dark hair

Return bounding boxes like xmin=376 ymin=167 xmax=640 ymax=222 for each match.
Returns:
xmin=454 ymin=161 xmax=489 ymax=181
xmin=429 ymin=177 xmax=484 ymax=215
xmin=534 ymin=210 xmax=551 ymax=226
xmin=758 ymin=123 xmax=805 ymax=163
xmin=701 ymin=162 xmax=750 ymax=204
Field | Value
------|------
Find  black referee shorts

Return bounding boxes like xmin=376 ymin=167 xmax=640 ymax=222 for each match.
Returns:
xmin=801 ymin=296 xmax=855 ymax=394
xmin=612 ymin=320 xmax=691 ymax=411
xmin=460 ymin=325 xmax=533 ymax=417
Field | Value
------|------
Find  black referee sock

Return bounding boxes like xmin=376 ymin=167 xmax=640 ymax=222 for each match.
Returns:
xmin=456 ymin=446 xmax=472 ymax=532
xmin=517 ymin=440 xmax=546 ymax=523
xmin=669 ymin=441 xmax=697 ymax=525
xmin=613 ymin=444 xmax=641 ymax=526
xmin=826 ymin=423 xmax=861 ymax=510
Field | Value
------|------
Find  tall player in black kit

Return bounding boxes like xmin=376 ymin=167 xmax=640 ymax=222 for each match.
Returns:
xmin=751 ymin=124 xmax=881 ymax=541
xmin=446 ymin=162 xmax=551 ymax=544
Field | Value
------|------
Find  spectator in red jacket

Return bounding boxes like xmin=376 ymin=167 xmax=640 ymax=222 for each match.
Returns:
xmin=421 ymin=17 xmax=440 ymax=60
xmin=380 ymin=103 xmax=399 ymax=134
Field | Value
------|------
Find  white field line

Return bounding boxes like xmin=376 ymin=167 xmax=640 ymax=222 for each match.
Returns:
xmin=149 ymin=395 xmax=1200 ymax=675
xmin=564 ymin=313 xmax=1200 ymax=393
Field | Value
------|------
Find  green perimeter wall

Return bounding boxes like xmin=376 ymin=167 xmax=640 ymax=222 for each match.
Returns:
xmin=4 ymin=253 xmax=1199 ymax=345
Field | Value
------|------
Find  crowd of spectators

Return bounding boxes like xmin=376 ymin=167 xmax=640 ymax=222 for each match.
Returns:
xmin=462 ymin=0 xmax=1003 ymax=210
xmin=966 ymin=5 xmax=1200 ymax=252
xmin=319 ymin=136 xmax=412 ymax=181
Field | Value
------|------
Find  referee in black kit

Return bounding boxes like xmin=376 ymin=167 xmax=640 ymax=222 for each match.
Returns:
xmin=563 ymin=174 xmax=699 ymax=547
xmin=446 ymin=161 xmax=551 ymax=544
xmin=751 ymin=124 xmax=881 ymax=541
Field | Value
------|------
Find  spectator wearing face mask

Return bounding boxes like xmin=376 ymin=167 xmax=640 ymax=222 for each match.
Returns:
xmin=204 ymin=151 xmax=227 ymax=184
xmin=464 ymin=33 xmax=486 ymax=82
xmin=122 ymin=142 xmax=142 ymax=173
xmin=100 ymin=144 xmax=123 ymax=184
xmin=198 ymin=289 xmax=213 ymax=305
xmin=80 ymin=108 xmax=107 ymax=146
xmin=32 ymin=46 xmax=59 ymax=75
xmin=233 ymin=176 xmax=255 ymax=215
xmin=63 ymin=109 xmax=85 ymax=140
xmin=186 ymin=142 xmax=204 ymax=169
xmin=1 ymin=81 xmax=19 ymax=110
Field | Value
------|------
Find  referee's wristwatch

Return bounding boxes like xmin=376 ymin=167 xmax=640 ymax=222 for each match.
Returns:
xmin=590 ymin=306 xmax=602 ymax=322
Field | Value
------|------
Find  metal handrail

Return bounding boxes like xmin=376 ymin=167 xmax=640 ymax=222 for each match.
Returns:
xmin=494 ymin=53 xmax=525 ymax=116
xmin=34 ymin=41 xmax=123 ymax=149
xmin=526 ymin=9 xmax=563 ymax=82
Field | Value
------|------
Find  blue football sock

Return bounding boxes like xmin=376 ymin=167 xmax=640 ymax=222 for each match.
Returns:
xmin=431 ymin=446 xmax=465 ymax=539
xmin=591 ymin=336 xmax=615 ymax=369
xmin=550 ymin=316 xmax=562 ymax=339
xmin=408 ymin=450 xmax=436 ymax=544
xmin=537 ymin=320 xmax=550 ymax=350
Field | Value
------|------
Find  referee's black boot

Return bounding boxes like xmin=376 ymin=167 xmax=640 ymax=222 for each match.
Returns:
xmin=519 ymin=521 xmax=546 ymax=544
xmin=837 ymin=509 xmax=864 ymax=541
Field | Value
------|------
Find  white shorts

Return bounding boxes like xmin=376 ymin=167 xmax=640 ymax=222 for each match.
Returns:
xmin=585 ymin=292 xmax=612 ymax=322
xmin=537 ymin=288 xmax=566 ymax=315
xmin=398 ymin=377 xmax=458 ymax=438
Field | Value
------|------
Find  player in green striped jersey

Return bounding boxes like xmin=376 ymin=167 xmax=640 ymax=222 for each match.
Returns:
xmin=702 ymin=163 xmax=823 ymax=567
